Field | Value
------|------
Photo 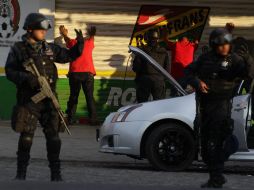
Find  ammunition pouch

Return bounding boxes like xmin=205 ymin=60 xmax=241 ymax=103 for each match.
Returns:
xmin=11 ymin=105 xmax=37 ymax=133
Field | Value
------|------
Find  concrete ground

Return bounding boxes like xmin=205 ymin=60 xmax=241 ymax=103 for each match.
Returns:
xmin=1 ymin=121 xmax=254 ymax=190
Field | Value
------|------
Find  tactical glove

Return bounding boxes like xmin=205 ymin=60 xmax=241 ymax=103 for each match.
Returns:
xmin=236 ymin=44 xmax=250 ymax=61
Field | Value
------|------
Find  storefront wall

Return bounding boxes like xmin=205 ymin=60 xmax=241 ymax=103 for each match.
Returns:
xmin=0 ymin=0 xmax=253 ymax=120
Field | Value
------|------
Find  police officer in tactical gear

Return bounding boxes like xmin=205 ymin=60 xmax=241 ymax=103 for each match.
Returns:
xmin=185 ymin=28 xmax=254 ymax=188
xmin=5 ymin=13 xmax=84 ymax=181
xmin=132 ymin=29 xmax=170 ymax=103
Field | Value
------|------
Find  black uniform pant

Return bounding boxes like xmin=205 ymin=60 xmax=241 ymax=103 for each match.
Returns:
xmin=199 ymin=98 xmax=233 ymax=178
xmin=135 ymin=75 xmax=165 ymax=103
xmin=15 ymin=99 xmax=61 ymax=172
xmin=66 ymin=72 xmax=97 ymax=120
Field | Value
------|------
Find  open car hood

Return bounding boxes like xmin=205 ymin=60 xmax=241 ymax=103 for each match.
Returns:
xmin=129 ymin=45 xmax=187 ymax=96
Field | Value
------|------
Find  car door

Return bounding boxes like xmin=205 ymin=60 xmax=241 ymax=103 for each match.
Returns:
xmin=232 ymin=92 xmax=252 ymax=151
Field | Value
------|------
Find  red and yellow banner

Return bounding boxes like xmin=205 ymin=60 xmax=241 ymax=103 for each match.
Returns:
xmin=130 ymin=5 xmax=210 ymax=46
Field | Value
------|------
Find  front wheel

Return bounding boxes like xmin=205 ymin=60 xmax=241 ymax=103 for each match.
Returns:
xmin=145 ymin=122 xmax=196 ymax=171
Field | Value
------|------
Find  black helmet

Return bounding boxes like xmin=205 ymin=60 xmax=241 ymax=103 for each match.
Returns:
xmin=144 ymin=29 xmax=159 ymax=47
xmin=23 ymin=13 xmax=51 ymax=30
xmin=144 ymin=29 xmax=159 ymax=42
xmin=209 ymin=28 xmax=232 ymax=48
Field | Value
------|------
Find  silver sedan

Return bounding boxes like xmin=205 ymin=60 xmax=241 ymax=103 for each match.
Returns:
xmin=98 ymin=46 xmax=254 ymax=171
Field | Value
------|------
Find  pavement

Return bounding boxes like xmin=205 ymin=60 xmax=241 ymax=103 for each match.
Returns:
xmin=1 ymin=121 xmax=254 ymax=190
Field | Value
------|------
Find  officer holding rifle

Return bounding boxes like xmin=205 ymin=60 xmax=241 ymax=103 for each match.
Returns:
xmin=5 ymin=13 xmax=84 ymax=181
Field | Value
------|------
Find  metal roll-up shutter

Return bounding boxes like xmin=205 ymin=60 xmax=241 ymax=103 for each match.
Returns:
xmin=55 ymin=0 xmax=254 ymax=77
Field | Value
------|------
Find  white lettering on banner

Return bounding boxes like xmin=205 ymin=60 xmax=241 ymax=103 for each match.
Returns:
xmin=106 ymin=87 xmax=136 ymax=107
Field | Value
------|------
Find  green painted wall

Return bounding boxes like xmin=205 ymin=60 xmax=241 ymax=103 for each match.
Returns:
xmin=0 ymin=77 xmax=16 ymax=120
xmin=0 ymin=76 xmax=136 ymax=121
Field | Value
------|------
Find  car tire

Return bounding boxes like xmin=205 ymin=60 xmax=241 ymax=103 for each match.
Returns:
xmin=145 ymin=122 xmax=196 ymax=171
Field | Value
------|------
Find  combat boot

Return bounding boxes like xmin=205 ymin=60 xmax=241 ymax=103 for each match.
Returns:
xmin=201 ymin=175 xmax=227 ymax=188
xmin=15 ymin=151 xmax=30 ymax=180
xmin=15 ymin=171 xmax=26 ymax=180
xmin=51 ymin=171 xmax=63 ymax=182
xmin=15 ymin=165 xmax=27 ymax=180
xmin=49 ymin=161 xmax=63 ymax=182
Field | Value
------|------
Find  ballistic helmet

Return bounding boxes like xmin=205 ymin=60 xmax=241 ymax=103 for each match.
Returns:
xmin=23 ymin=13 xmax=51 ymax=30
xmin=209 ymin=28 xmax=232 ymax=48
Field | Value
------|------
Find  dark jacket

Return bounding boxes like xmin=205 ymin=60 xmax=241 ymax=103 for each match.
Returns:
xmin=132 ymin=45 xmax=170 ymax=81
xmin=185 ymin=50 xmax=254 ymax=100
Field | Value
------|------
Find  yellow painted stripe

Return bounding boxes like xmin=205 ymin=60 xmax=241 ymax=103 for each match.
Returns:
xmin=58 ymin=69 xmax=135 ymax=78
xmin=0 ymin=67 xmax=4 ymax=73
xmin=0 ymin=67 xmax=135 ymax=78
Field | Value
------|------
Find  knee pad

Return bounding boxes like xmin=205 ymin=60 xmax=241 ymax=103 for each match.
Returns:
xmin=46 ymin=135 xmax=61 ymax=149
xmin=18 ymin=134 xmax=33 ymax=151
xmin=207 ymin=140 xmax=225 ymax=163
xmin=21 ymin=135 xmax=33 ymax=145
xmin=46 ymin=136 xmax=61 ymax=162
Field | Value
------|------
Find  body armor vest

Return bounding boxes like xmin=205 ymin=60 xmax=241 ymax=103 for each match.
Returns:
xmin=16 ymin=41 xmax=58 ymax=90
xmin=14 ymin=41 xmax=58 ymax=104
xmin=198 ymin=54 xmax=236 ymax=99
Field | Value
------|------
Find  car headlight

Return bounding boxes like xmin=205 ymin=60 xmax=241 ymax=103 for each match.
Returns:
xmin=111 ymin=104 xmax=142 ymax=123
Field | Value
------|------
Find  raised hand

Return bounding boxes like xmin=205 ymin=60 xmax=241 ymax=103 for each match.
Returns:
xmin=74 ymin=29 xmax=84 ymax=42
xmin=59 ymin=25 xmax=68 ymax=37
xmin=87 ymin=26 xmax=96 ymax=37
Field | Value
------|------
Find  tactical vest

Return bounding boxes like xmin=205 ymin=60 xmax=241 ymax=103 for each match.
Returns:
xmin=15 ymin=41 xmax=58 ymax=91
xmin=198 ymin=54 xmax=236 ymax=99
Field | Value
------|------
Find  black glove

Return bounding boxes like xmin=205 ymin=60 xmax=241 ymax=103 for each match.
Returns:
xmin=87 ymin=26 xmax=96 ymax=37
xmin=27 ymin=73 xmax=40 ymax=89
xmin=236 ymin=44 xmax=250 ymax=61
xmin=74 ymin=29 xmax=85 ymax=55
xmin=75 ymin=29 xmax=84 ymax=43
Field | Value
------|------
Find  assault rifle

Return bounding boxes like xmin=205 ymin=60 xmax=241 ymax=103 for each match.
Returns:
xmin=24 ymin=58 xmax=71 ymax=135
